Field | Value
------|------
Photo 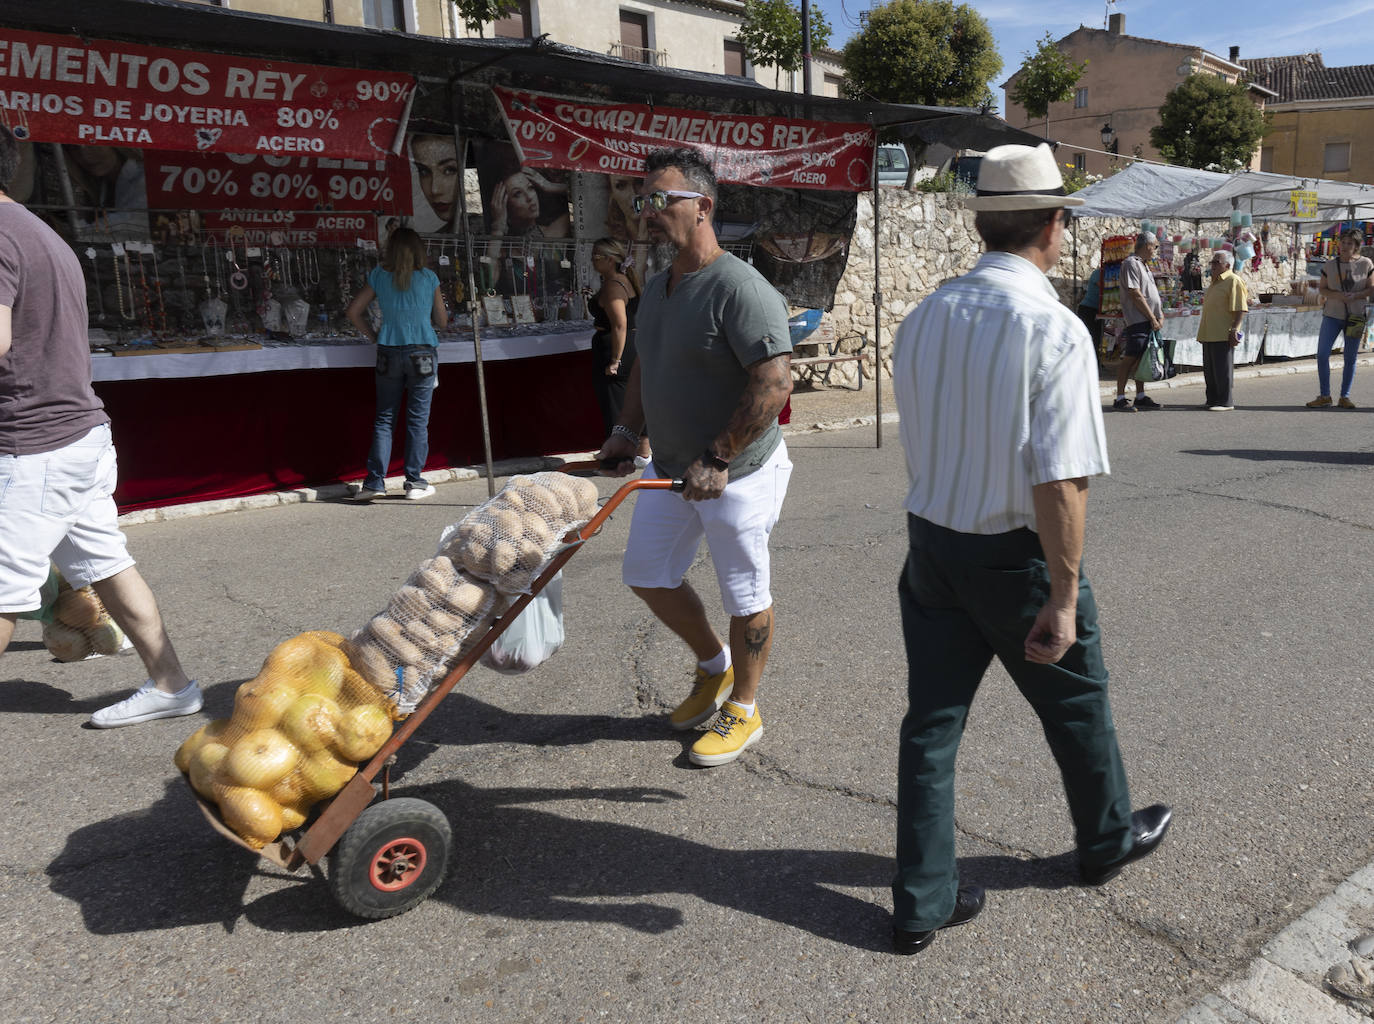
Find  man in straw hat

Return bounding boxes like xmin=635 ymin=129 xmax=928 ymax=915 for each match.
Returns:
xmin=888 ymin=144 xmax=1170 ymax=955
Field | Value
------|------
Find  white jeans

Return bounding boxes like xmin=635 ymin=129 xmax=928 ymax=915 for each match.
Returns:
xmin=0 ymin=424 xmax=135 ymax=612
xmin=621 ymin=441 xmax=792 ymax=618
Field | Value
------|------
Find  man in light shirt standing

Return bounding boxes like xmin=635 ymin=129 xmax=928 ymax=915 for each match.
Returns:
xmin=1197 ymin=250 xmax=1248 ymax=411
xmin=888 ymin=144 xmax=1170 ymax=956
xmin=1114 ymin=232 xmax=1164 ymax=411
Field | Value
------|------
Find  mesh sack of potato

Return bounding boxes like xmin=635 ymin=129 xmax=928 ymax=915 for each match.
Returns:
xmin=174 ymin=630 xmax=399 ymax=849
xmin=347 ymin=557 xmax=501 ymax=714
xmin=438 ymin=472 xmax=600 ymax=595
xmin=41 ymin=578 xmax=128 ymax=662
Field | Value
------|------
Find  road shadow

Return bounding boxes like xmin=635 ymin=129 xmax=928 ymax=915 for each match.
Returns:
xmin=46 ymin=774 xmax=896 ymax=949
xmin=1181 ymin=448 xmax=1374 ymax=466
xmin=245 ymin=778 xmax=897 ymax=949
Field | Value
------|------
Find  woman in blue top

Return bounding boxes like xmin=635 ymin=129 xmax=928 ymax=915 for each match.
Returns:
xmin=346 ymin=227 xmax=447 ymax=501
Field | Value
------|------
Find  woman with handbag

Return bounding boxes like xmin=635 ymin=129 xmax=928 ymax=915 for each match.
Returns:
xmin=1306 ymin=228 xmax=1372 ymax=409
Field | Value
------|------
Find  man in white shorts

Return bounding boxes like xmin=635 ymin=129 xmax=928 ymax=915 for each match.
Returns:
xmin=0 ymin=125 xmax=200 ymax=728
xmin=599 ymin=148 xmax=792 ymax=767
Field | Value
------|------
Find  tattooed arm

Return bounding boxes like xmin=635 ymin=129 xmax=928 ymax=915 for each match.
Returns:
xmin=680 ymin=351 xmax=792 ymax=502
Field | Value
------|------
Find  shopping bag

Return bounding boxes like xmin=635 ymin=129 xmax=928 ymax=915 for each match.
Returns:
xmin=480 ymin=571 xmax=564 ymax=675
xmin=1133 ymin=331 xmax=1166 ymax=382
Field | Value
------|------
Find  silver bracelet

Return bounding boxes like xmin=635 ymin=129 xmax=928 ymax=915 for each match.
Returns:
xmin=612 ymin=424 xmax=640 ymax=444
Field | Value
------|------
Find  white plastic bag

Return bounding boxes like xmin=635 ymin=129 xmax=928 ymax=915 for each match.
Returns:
xmin=480 ymin=571 xmax=564 ymax=674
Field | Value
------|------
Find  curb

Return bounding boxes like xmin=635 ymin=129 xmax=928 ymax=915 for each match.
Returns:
xmin=1172 ymin=861 xmax=1374 ymax=1023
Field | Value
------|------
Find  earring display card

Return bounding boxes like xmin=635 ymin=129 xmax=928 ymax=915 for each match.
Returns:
xmin=482 ymin=294 xmax=509 ymax=326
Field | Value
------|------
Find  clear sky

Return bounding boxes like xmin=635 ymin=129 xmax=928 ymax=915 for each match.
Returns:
xmin=812 ymin=0 xmax=1374 ymax=113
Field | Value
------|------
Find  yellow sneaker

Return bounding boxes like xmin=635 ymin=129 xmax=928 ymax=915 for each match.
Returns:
xmin=688 ymin=701 xmax=762 ymax=766
xmin=670 ymin=666 xmax=734 ymax=731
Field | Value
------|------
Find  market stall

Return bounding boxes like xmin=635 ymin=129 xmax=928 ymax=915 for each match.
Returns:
xmin=1070 ymin=163 xmax=1374 ymax=365
xmin=3 ymin=0 xmax=1040 ymax=511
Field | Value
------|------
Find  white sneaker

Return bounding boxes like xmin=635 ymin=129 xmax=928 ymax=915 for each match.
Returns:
xmin=90 ymin=680 xmax=202 ymax=728
xmin=404 ymin=483 xmax=436 ymax=500
xmin=352 ymin=487 xmax=386 ymax=502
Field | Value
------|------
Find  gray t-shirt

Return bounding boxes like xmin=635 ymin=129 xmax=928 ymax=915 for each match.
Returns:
xmin=0 ymin=202 xmax=107 ymax=456
xmin=635 ymin=252 xmax=791 ymax=480
xmin=1120 ymin=254 xmax=1162 ymax=326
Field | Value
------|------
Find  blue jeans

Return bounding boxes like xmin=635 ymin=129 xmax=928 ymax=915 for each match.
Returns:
xmin=1316 ymin=315 xmax=1357 ymax=398
xmin=365 ymin=345 xmax=436 ymax=491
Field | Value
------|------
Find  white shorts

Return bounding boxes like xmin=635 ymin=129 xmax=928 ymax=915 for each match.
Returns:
xmin=622 ymin=441 xmax=792 ymax=618
xmin=0 ymin=423 xmax=135 ymax=613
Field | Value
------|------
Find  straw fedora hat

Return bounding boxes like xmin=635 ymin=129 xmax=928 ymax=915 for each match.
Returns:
xmin=962 ymin=143 xmax=1085 ymax=211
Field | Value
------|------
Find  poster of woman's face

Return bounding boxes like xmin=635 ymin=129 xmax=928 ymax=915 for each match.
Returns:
xmin=472 ymin=139 xmax=570 ymax=239
xmin=408 ymin=131 xmax=461 ymax=233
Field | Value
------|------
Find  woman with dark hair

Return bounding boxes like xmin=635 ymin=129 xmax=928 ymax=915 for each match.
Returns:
xmin=588 ymin=236 xmax=649 ymax=462
xmin=346 ymin=227 xmax=447 ymax=501
xmin=411 ymin=134 xmax=460 ymax=232
xmin=1307 ymin=228 xmax=1373 ymax=409
xmin=489 ymin=168 xmax=569 ymax=238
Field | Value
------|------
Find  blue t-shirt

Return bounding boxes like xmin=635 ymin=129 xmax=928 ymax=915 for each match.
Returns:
xmin=1082 ymin=267 xmax=1101 ymax=309
xmin=368 ymin=265 xmax=440 ymax=348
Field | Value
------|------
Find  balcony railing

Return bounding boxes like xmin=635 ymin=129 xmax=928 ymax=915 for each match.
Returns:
xmin=610 ymin=41 xmax=669 ymax=66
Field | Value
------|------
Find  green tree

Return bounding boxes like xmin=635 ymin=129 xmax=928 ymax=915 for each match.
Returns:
xmin=454 ymin=0 xmax=521 ymax=37
xmin=1008 ymin=32 xmax=1087 ymax=139
xmin=840 ymin=0 xmax=1002 ymax=186
xmin=738 ymin=0 xmax=833 ymax=89
xmin=1150 ymin=74 xmax=1269 ymax=170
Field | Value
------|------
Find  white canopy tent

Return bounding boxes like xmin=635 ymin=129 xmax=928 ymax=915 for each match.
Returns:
xmin=1072 ymin=163 xmax=1231 ymax=219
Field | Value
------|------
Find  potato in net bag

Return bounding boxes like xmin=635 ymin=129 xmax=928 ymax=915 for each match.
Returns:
xmin=440 ymin=472 xmax=600 ymax=595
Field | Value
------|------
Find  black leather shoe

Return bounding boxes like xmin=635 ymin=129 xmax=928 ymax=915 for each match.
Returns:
xmin=1079 ymin=804 xmax=1172 ymax=886
xmin=892 ymin=885 xmax=985 ymax=955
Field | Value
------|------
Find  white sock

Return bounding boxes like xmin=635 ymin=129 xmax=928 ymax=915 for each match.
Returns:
xmin=724 ymin=699 xmax=755 ymax=718
xmin=699 ymin=648 xmax=730 ymax=676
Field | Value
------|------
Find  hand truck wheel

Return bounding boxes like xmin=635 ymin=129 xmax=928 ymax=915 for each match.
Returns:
xmin=327 ymin=797 xmax=452 ymax=919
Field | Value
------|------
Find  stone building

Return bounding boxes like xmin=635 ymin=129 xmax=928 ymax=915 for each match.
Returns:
xmin=1239 ymin=53 xmax=1374 ymax=185
xmin=1001 ymin=14 xmax=1272 ymax=179
xmin=177 ymin=0 xmax=846 ymax=95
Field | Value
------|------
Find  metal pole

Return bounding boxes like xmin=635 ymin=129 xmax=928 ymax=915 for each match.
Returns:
xmin=451 ymin=81 xmax=497 ymax=496
xmin=870 ymin=121 xmax=882 ymax=447
xmin=47 ymin=144 xmax=81 ymax=236
xmin=800 ymin=0 xmax=813 ymax=97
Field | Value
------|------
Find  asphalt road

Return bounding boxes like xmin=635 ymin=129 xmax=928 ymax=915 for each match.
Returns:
xmin=3 ymin=368 xmax=1373 ymax=1024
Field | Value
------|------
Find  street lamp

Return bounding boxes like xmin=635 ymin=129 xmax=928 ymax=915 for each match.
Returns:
xmin=1100 ymin=123 xmax=1119 ymax=154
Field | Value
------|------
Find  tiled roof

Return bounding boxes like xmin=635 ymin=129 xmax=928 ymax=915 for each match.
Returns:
xmin=1240 ymin=53 xmax=1374 ymax=101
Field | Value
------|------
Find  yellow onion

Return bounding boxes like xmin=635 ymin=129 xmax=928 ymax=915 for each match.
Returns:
xmin=216 ymin=785 xmax=284 ymax=849
xmin=334 ymin=704 xmax=393 ymax=762
xmin=280 ymin=693 xmax=341 ymax=754
xmin=225 ymin=728 xmax=302 ymax=790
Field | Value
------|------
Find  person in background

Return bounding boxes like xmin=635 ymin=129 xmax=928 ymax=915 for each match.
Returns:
xmin=889 ymin=143 xmax=1170 ymax=956
xmin=1197 ymin=251 xmax=1248 ymax=412
xmin=1306 ymin=228 xmax=1372 ymax=409
xmin=0 ymin=125 xmax=201 ymax=728
xmin=589 ymin=237 xmax=651 ymax=464
xmin=1114 ymin=233 xmax=1163 ymax=412
xmin=598 ymin=148 xmax=793 ymax=768
xmin=1076 ymin=265 xmax=1103 ymax=360
xmin=347 ymin=227 xmax=447 ymax=502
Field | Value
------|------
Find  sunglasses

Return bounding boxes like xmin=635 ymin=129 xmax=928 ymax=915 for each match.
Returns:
xmin=631 ymin=189 xmax=705 ymax=215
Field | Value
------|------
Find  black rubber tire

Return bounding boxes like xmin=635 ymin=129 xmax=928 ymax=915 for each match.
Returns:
xmin=327 ymin=797 xmax=452 ymax=920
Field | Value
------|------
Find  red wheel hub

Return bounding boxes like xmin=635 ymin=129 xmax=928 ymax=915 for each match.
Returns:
xmin=368 ymin=836 xmax=428 ymax=891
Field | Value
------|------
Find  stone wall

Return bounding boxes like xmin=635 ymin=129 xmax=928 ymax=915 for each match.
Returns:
xmin=804 ymin=189 xmax=1307 ymax=387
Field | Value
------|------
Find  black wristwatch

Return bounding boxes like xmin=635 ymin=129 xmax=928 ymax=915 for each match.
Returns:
xmin=702 ymin=448 xmax=730 ymax=472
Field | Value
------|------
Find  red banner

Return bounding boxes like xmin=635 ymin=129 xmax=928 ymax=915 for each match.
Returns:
xmin=145 ymin=151 xmax=411 ymax=214
xmin=493 ymin=85 xmax=876 ymax=192
xmin=199 ymin=210 xmax=380 ymax=247
xmin=0 ymin=29 xmax=414 ymax=159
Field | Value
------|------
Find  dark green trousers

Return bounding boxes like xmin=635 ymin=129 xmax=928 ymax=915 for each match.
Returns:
xmin=893 ymin=514 xmax=1134 ymax=931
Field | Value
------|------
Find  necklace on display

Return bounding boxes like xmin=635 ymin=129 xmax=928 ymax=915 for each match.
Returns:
xmin=85 ymin=247 xmax=105 ymax=322
xmin=134 ymin=249 xmax=152 ymax=334
xmin=150 ymin=251 xmax=167 ymax=336
xmin=113 ymin=246 xmax=134 ymax=322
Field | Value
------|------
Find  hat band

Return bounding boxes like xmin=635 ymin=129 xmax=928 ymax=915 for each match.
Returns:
xmin=975 ymin=186 xmax=1068 ymax=198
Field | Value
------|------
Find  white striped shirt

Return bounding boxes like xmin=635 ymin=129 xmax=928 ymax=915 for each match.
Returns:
xmin=894 ymin=251 xmax=1110 ymax=535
